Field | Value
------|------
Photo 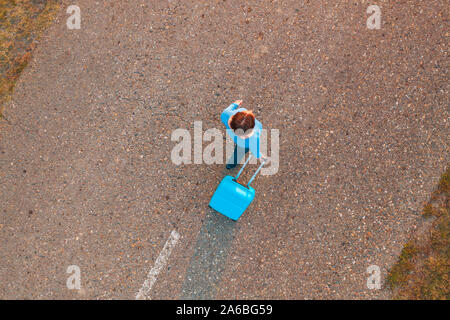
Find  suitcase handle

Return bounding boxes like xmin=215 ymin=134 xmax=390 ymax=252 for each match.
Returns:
xmin=235 ymin=154 xmax=266 ymax=187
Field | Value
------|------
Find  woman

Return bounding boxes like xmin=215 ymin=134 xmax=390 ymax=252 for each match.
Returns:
xmin=221 ymin=100 xmax=263 ymax=169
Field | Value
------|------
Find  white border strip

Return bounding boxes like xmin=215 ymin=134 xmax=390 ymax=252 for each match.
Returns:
xmin=136 ymin=230 xmax=180 ymax=300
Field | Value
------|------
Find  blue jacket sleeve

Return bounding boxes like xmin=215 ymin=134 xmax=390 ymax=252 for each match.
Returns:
xmin=221 ymin=103 xmax=239 ymax=128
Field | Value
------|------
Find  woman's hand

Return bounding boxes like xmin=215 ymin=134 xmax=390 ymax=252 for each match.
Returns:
xmin=233 ymin=99 xmax=243 ymax=106
xmin=260 ymin=153 xmax=270 ymax=164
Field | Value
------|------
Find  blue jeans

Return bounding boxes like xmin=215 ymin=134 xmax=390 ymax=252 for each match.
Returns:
xmin=226 ymin=144 xmax=249 ymax=169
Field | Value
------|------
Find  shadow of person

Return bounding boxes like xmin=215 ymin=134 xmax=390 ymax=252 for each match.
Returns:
xmin=179 ymin=208 xmax=238 ymax=299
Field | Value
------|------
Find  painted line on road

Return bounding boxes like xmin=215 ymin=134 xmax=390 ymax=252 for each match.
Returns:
xmin=136 ymin=229 xmax=180 ymax=300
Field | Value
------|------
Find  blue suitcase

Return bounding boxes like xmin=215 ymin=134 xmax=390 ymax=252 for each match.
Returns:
xmin=209 ymin=155 xmax=266 ymax=221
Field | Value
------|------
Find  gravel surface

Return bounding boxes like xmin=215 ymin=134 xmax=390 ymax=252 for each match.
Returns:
xmin=0 ymin=0 xmax=448 ymax=299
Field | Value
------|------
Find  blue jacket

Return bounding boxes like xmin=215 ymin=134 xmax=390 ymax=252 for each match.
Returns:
xmin=221 ymin=103 xmax=262 ymax=158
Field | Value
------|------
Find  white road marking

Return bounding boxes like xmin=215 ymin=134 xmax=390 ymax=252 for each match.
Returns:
xmin=136 ymin=229 xmax=180 ymax=300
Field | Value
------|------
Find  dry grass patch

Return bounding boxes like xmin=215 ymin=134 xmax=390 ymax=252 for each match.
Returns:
xmin=0 ymin=0 xmax=60 ymax=117
xmin=387 ymin=167 xmax=449 ymax=300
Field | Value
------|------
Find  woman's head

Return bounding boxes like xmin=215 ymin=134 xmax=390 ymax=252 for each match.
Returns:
xmin=230 ymin=110 xmax=255 ymax=136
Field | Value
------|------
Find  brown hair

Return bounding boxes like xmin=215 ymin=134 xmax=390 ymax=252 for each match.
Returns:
xmin=230 ymin=110 xmax=255 ymax=136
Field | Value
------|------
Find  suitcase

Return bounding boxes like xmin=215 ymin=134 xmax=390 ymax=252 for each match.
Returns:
xmin=209 ymin=154 xmax=266 ymax=221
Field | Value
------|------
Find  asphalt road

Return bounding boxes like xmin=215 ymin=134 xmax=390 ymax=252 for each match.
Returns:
xmin=0 ymin=0 xmax=448 ymax=299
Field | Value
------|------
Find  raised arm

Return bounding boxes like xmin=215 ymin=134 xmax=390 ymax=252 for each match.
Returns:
xmin=221 ymin=100 xmax=243 ymax=126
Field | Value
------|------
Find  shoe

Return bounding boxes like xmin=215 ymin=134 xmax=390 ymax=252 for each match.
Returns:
xmin=226 ymin=163 xmax=237 ymax=169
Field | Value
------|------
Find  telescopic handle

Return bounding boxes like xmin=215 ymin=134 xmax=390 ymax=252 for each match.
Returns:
xmin=234 ymin=154 xmax=266 ymax=186
xmin=248 ymin=159 xmax=266 ymax=186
